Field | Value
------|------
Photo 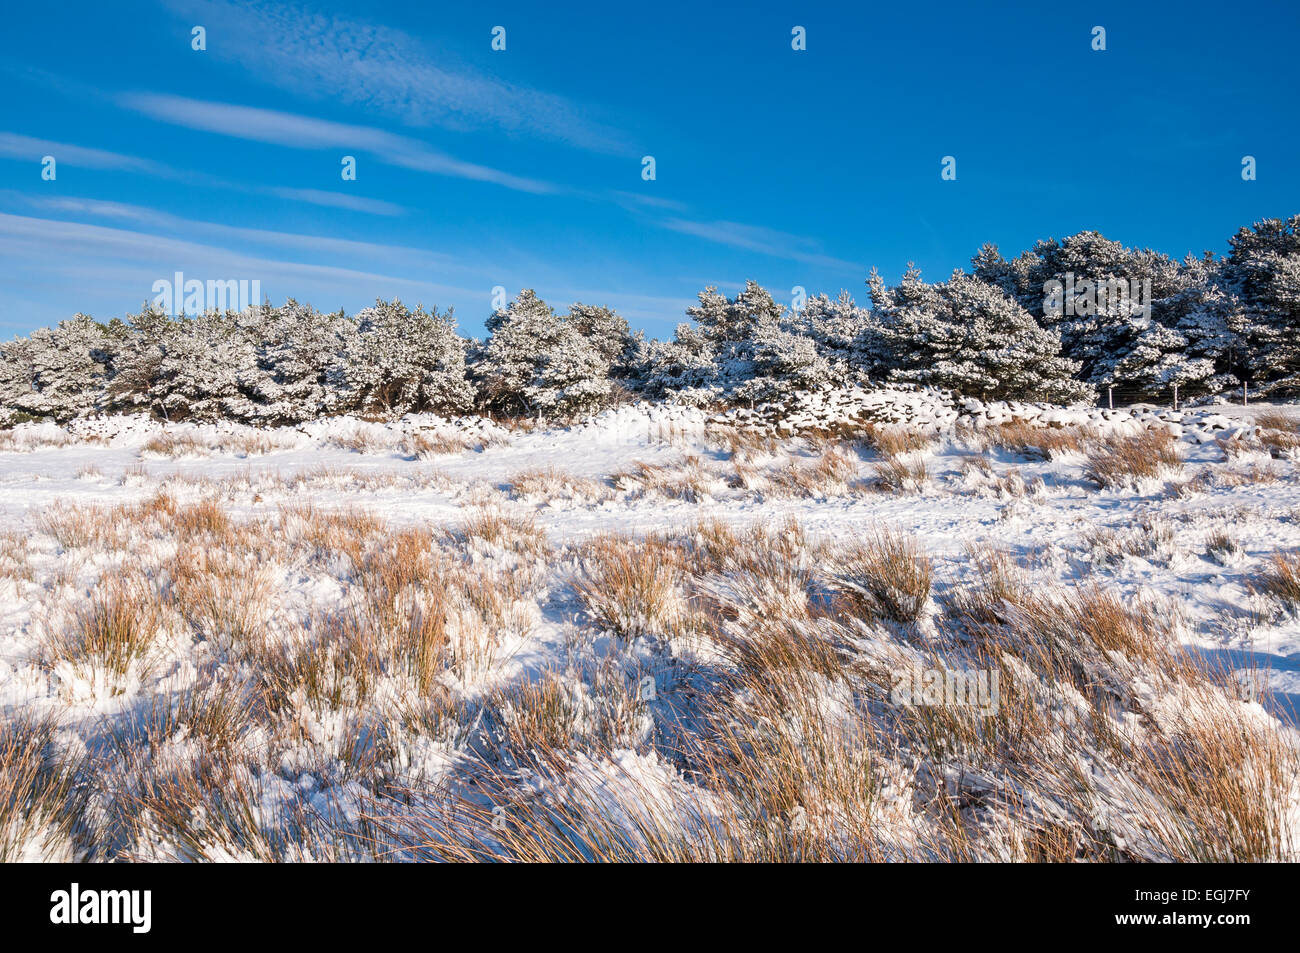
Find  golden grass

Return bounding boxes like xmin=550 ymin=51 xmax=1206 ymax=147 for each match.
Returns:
xmin=872 ymin=455 xmax=928 ymax=492
xmin=1085 ymin=429 xmax=1182 ymax=488
xmin=612 ymin=457 xmax=715 ymax=502
xmin=47 ymin=577 xmax=163 ymax=681
xmin=979 ymin=421 xmax=1093 ymax=460
xmin=7 ymin=458 xmax=1300 ymax=863
xmin=836 ymin=529 xmax=933 ymax=624
xmin=508 ymin=467 xmax=608 ymax=502
xmin=402 ymin=431 xmax=472 ymax=458
xmin=140 ymin=432 xmax=207 ymax=458
xmin=461 ymin=508 xmax=547 ymax=555
xmin=859 ymin=424 xmax=933 ymax=458
xmin=574 ymin=535 xmax=688 ymax=641
xmin=0 ymin=717 xmax=88 ymax=861
xmin=1250 ymin=410 xmax=1298 ymax=432
xmin=1254 ymin=552 xmax=1300 ymax=609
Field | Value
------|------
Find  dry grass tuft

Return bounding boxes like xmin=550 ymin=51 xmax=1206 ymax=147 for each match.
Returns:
xmin=1204 ymin=528 xmax=1244 ymax=565
xmin=872 ymin=455 xmax=929 ymax=492
xmin=508 ymin=467 xmax=608 ymax=503
xmin=1085 ymin=429 xmax=1182 ymax=488
xmin=402 ymin=431 xmax=472 ymax=458
xmin=140 ymin=432 xmax=207 ymax=459
xmin=0 ymin=717 xmax=88 ymax=861
xmin=48 ymin=577 xmax=162 ymax=680
xmin=835 ymin=529 xmax=933 ymax=624
xmin=1250 ymin=410 xmax=1298 ymax=432
xmin=329 ymin=427 xmax=389 ymax=454
xmin=981 ymin=421 xmax=1093 ymax=460
xmin=1254 ymin=552 xmax=1300 ymax=610
xmin=575 ymin=536 xmax=687 ymax=641
xmin=860 ymin=424 xmax=933 ymax=458
xmin=461 ymin=508 xmax=547 ymax=555
xmin=612 ymin=458 xmax=715 ymax=502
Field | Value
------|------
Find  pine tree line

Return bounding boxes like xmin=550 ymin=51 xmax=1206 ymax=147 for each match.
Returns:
xmin=3 ymin=215 xmax=1297 ymax=425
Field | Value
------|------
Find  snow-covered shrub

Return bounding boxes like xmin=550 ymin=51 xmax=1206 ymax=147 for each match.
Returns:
xmin=1219 ymin=216 xmax=1300 ymax=396
xmin=474 ymin=290 xmax=613 ymax=417
xmin=243 ymin=300 xmax=354 ymax=424
xmin=0 ymin=314 xmax=111 ymax=422
xmin=148 ymin=311 xmax=260 ymax=422
xmin=341 ymin=299 xmax=474 ymax=417
xmin=869 ymin=267 xmax=1093 ymax=403
xmin=795 ymin=290 xmax=887 ymax=381
xmin=3 ymin=216 xmax=1300 ymax=426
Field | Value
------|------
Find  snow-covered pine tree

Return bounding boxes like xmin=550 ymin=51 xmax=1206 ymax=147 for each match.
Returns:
xmin=102 ymin=307 xmax=171 ymax=415
xmin=0 ymin=336 xmax=36 ymax=425
xmin=565 ymin=303 xmax=633 ymax=370
xmin=1219 ymin=215 xmax=1300 ymax=395
xmin=475 ymin=290 xmax=613 ymax=417
xmin=151 ymin=311 xmax=259 ymax=421
xmin=734 ymin=312 xmax=832 ymax=403
xmin=1109 ymin=324 xmax=1215 ymax=398
xmin=343 ymin=299 xmax=474 ymax=417
xmin=526 ymin=327 xmax=613 ymax=416
xmin=1155 ymin=253 xmax=1243 ymax=396
xmin=870 ymin=266 xmax=1092 ymax=402
xmin=0 ymin=314 xmax=112 ymax=421
xmin=795 ymin=290 xmax=886 ymax=381
xmin=244 ymin=300 xmax=355 ymax=424
xmin=476 ymin=289 xmax=561 ymax=415
xmin=971 ymin=232 xmax=1185 ymax=392
xmin=624 ymin=323 xmax=719 ymax=401
xmin=683 ymin=281 xmax=788 ymax=393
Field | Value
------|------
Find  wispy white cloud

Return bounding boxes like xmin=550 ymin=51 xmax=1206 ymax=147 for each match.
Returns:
xmin=3 ymin=194 xmax=458 ymax=270
xmin=160 ymin=0 xmax=629 ymax=154
xmin=0 ymin=209 xmax=693 ymax=332
xmin=265 ymin=187 xmax=403 ymax=216
xmin=0 ymin=210 xmax=486 ymax=320
xmin=609 ymin=190 xmax=692 ymax=213
xmin=0 ymin=132 xmax=170 ymax=175
xmin=0 ymin=130 xmax=408 ymax=215
xmin=120 ymin=93 xmax=562 ymax=194
xmin=656 ymin=217 xmax=863 ymax=273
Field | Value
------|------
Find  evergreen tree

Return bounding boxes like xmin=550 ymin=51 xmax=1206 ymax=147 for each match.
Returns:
xmin=566 ymin=303 xmax=632 ymax=369
xmin=2 ymin=314 xmax=112 ymax=421
xmin=151 ymin=311 xmax=258 ymax=421
xmin=870 ymin=267 xmax=1092 ymax=402
xmin=737 ymin=312 xmax=832 ymax=402
xmin=1220 ymin=215 xmax=1300 ymax=393
xmin=102 ymin=308 xmax=170 ymax=415
xmin=972 ymin=232 xmax=1185 ymax=390
xmin=343 ymin=299 xmax=474 ymax=416
xmin=796 ymin=290 xmax=887 ymax=380
xmin=245 ymin=300 xmax=354 ymax=423
xmin=0 ymin=336 xmax=35 ymax=425
xmin=625 ymin=323 xmax=718 ymax=399
xmin=476 ymin=290 xmax=612 ymax=417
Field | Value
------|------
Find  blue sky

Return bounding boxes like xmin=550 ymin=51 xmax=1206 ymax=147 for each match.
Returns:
xmin=1 ymin=0 xmax=1296 ymax=338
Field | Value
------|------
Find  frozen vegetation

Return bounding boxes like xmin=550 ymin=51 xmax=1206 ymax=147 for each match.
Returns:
xmin=3 ymin=215 xmax=1299 ymax=861
xmin=1 ymin=388 xmax=1298 ymax=861
xmin=3 ymin=218 xmax=1300 ymax=430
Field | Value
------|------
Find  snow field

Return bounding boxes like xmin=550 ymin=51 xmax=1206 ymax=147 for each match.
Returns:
xmin=1 ymin=388 xmax=1298 ymax=861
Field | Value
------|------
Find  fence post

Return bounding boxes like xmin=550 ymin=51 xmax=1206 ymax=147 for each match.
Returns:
xmin=1107 ymin=385 xmax=1113 ymax=410
xmin=1243 ymin=382 xmax=1248 ymax=407
xmin=1172 ymin=383 xmax=1179 ymax=411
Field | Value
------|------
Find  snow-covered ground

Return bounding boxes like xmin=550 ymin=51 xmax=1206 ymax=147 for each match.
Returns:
xmin=1 ymin=385 xmax=1297 ymax=861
